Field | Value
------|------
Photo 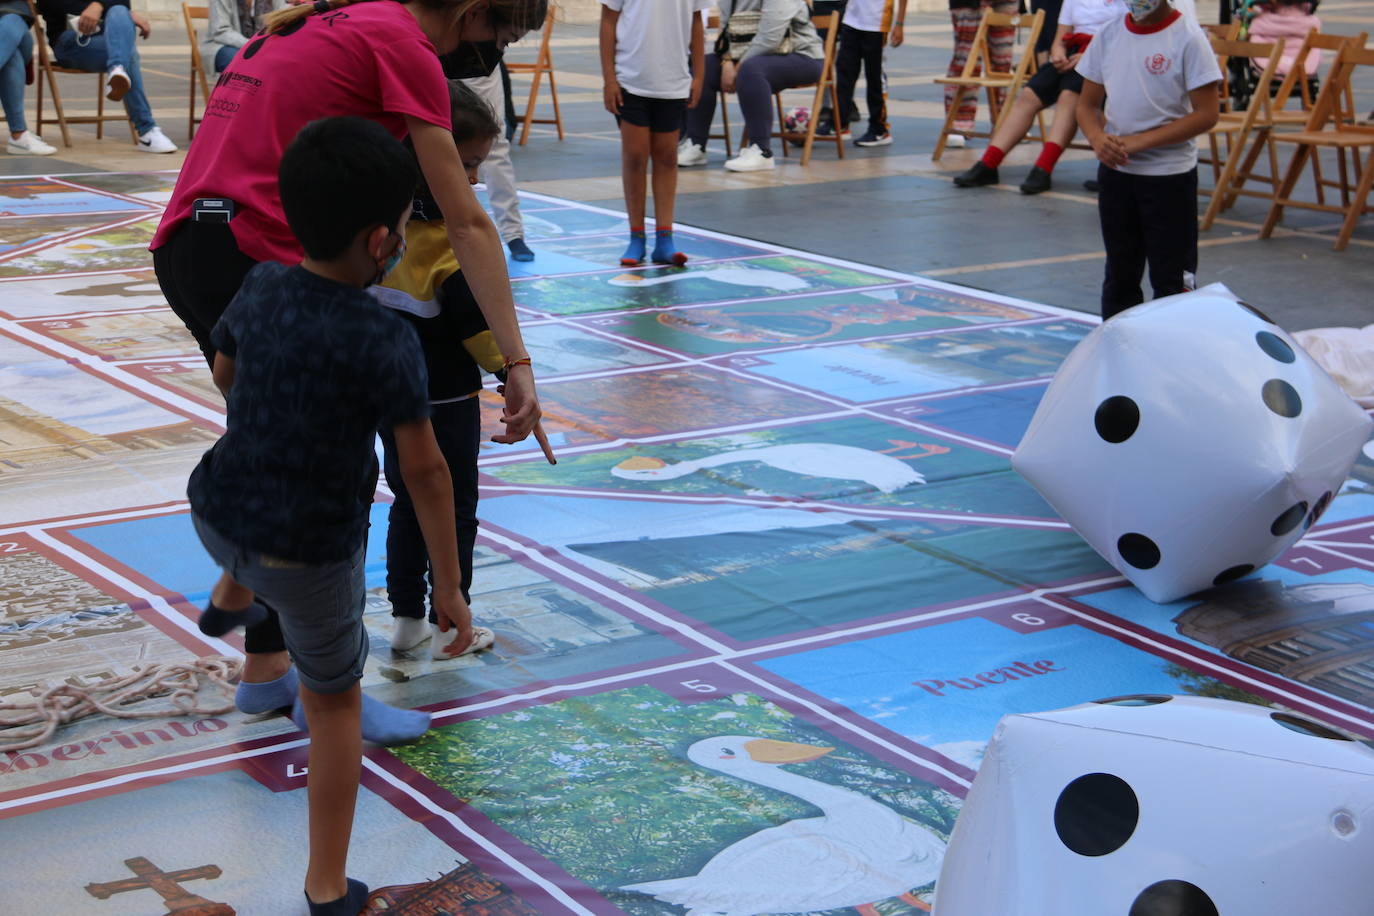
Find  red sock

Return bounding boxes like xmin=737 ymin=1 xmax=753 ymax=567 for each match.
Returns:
xmin=1035 ymin=142 xmax=1064 ymax=172
xmin=981 ymin=145 xmax=1006 ymax=168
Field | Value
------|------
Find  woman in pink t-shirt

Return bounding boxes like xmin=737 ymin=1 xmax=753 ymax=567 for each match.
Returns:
xmin=150 ymin=3 xmax=545 ymax=909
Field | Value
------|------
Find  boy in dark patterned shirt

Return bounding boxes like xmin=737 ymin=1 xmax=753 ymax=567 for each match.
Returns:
xmin=187 ymin=117 xmax=471 ymax=915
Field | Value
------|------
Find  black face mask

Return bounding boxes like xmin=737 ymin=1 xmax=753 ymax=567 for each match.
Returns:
xmin=441 ymin=41 xmax=504 ymax=79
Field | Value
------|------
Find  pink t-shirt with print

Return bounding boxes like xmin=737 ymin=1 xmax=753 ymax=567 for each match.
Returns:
xmin=152 ymin=0 xmax=451 ymax=266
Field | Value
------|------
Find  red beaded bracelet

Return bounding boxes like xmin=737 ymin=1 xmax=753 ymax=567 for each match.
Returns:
xmin=502 ymin=357 xmax=532 ymax=371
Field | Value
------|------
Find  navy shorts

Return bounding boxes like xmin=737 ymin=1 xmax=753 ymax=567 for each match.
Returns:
xmin=193 ymin=513 xmax=368 ymax=694
xmin=616 ymin=91 xmax=688 ymax=133
xmin=1026 ymin=61 xmax=1085 ymax=108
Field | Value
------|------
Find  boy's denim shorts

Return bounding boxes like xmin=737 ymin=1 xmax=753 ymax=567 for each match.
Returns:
xmin=192 ymin=513 xmax=368 ymax=694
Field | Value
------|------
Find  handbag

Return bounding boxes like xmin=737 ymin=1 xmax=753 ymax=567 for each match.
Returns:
xmin=716 ymin=9 xmax=794 ymax=62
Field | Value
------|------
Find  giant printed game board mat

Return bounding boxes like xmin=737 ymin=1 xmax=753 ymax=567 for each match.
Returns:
xmin=3 ymin=171 xmax=1374 ymax=915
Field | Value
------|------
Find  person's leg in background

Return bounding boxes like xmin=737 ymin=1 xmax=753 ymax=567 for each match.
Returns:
xmin=944 ymin=2 xmax=983 ymax=145
xmin=649 ymin=117 xmax=688 ymax=265
xmin=953 ymin=79 xmax=1050 ymax=187
xmin=824 ymin=24 xmax=863 ymax=138
xmin=1097 ymin=165 xmax=1148 ymax=318
xmin=726 ymin=54 xmax=824 ymax=171
xmin=213 ymin=43 xmax=236 ymax=73
xmin=379 ymin=424 xmax=431 ymax=650
xmin=499 ymin=61 xmax=516 ymax=142
xmin=812 ymin=0 xmax=854 ymax=131
xmin=617 ymin=116 xmax=652 ymax=265
xmin=464 ymin=69 xmax=533 ymax=260
xmin=1139 ymin=168 xmax=1200 ymax=301
xmin=1018 ymin=86 xmax=1079 ymax=194
xmin=1 ymin=20 xmax=53 ymax=154
xmin=681 ymin=53 xmax=722 ymax=165
xmin=855 ymin=28 xmax=890 ymax=145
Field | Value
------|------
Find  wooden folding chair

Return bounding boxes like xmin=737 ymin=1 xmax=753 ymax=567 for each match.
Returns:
xmin=1260 ymin=43 xmax=1374 ymax=251
xmin=182 ymin=3 xmax=211 ymax=140
xmin=1201 ymin=30 xmax=1245 ymax=183
xmin=770 ymin=12 xmax=845 ymax=166
xmin=1207 ymin=31 xmax=1367 ymax=220
xmin=508 ymin=5 xmax=563 ymax=145
xmin=1201 ymin=37 xmax=1284 ymax=231
xmin=29 ymin=0 xmax=137 ymax=147
xmin=931 ymin=8 xmax=1043 ymax=160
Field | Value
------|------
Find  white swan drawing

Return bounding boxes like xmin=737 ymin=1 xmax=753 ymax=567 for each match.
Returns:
xmin=608 ymin=267 xmax=810 ymax=292
xmin=610 ymin=443 xmax=944 ymax=494
xmin=621 ymin=736 xmax=945 ymax=916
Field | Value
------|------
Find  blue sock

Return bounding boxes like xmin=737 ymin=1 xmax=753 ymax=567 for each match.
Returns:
xmin=620 ymin=228 xmax=647 ymax=266
xmin=236 ymin=666 xmax=299 ymax=715
xmin=199 ymin=600 xmax=268 ymax=637
xmin=292 ymin=692 xmax=432 ymax=746
xmin=651 ymin=229 xmax=688 ymax=266
xmin=507 ymin=237 xmax=534 ymax=262
xmin=306 ymin=878 xmax=369 ymax=916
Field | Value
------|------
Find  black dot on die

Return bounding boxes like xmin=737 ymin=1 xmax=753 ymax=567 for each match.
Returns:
xmin=1306 ymin=491 xmax=1334 ymax=530
xmin=1262 ymin=379 xmax=1302 ymax=418
xmin=1271 ymin=502 xmax=1308 ymax=536
xmin=1129 ymin=880 xmax=1218 ymax=916
xmin=1095 ymin=396 xmax=1140 ymax=443
xmin=1236 ymin=299 xmax=1275 ymax=324
xmin=1054 ymin=773 xmax=1139 ymax=857
xmin=1255 ymin=331 xmax=1296 ymax=364
xmin=1118 ymin=533 xmax=1161 ymax=570
xmin=1212 ymin=564 xmax=1255 ymax=587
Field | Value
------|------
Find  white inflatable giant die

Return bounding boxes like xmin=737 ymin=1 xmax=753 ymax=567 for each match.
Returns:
xmin=1013 ymin=286 xmax=1373 ymax=602
xmin=932 ymin=696 xmax=1374 ymax=915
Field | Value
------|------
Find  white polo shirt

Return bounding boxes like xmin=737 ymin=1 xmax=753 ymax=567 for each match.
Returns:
xmin=602 ymin=0 xmax=715 ymax=99
xmin=1076 ymin=10 xmax=1223 ymax=175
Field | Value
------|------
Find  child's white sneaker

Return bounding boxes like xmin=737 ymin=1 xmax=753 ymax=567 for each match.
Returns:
xmin=7 ymin=131 xmax=56 ymax=156
xmin=137 ymin=126 xmax=177 ymax=154
xmin=430 ymin=624 xmax=495 ymax=660
xmin=677 ymin=141 xmax=707 ymax=167
xmin=724 ymin=144 xmax=775 ymax=172
xmin=391 ymin=616 xmax=430 ymax=651
xmin=945 ymin=133 xmax=967 ymax=149
xmin=105 ymin=65 xmax=130 ymax=102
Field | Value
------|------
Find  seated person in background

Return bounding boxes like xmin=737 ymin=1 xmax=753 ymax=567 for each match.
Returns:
xmin=203 ymin=0 xmax=286 ymax=76
xmin=35 ymin=0 xmax=176 ymax=152
xmin=1247 ymin=0 xmax=1323 ymax=96
xmin=953 ymin=0 xmax=1124 ymax=194
xmin=1 ymin=1 xmax=55 ymax=155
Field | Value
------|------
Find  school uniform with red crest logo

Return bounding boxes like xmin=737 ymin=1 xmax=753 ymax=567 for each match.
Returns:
xmin=1076 ymin=5 xmax=1221 ymax=315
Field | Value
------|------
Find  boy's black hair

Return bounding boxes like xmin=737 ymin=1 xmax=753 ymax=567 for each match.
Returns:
xmin=279 ymin=116 xmax=419 ymax=261
xmin=449 ymin=81 xmax=501 ymax=145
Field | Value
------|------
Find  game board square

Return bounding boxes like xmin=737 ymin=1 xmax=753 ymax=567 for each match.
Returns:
xmin=0 ymin=269 xmax=167 ymax=320
xmin=0 ymin=215 xmax=161 ymax=279
xmin=0 ymin=178 xmax=155 ymax=218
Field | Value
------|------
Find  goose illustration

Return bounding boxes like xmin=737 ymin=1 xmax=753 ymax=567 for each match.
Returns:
xmin=608 ymin=267 xmax=809 ymax=292
xmin=621 ymin=736 xmax=944 ymax=916
xmin=610 ymin=443 xmax=943 ymax=494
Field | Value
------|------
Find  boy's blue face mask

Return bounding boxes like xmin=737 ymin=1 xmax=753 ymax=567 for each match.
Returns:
xmin=371 ymin=233 xmax=406 ymax=287
xmin=1126 ymin=0 xmax=1166 ymax=20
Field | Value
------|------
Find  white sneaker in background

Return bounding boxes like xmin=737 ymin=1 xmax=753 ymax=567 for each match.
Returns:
xmin=6 ymin=131 xmax=57 ymax=156
xmin=105 ymin=64 xmax=130 ymax=102
xmin=945 ymin=133 xmax=967 ymax=149
xmin=677 ymin=141 xmax=707 ymax=167
xmin=724 ymin=143 xmax=775 ymax=172
xmin=137 ymin=126 xmax=177 ymax=154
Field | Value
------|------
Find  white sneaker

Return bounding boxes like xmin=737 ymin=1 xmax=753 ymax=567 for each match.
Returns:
xmin=7 ymin=131 xmax=57 ymax=156
xmin=430 ymin=623 xmax=496 ymax=661
xmin=724 ymin=144 xmax=775 ymax=173
xmin=944 ymin=133 xmax=967 ymax=149
xmin=137 ymin=126 xmax=177 ymax=154
xmin=391 ymin=616 xmax=430 ymax=652
xmin=677 ymin=141 xmax=707 ymax=167
xmin=105 ymin=65 xmax=130 ymax=102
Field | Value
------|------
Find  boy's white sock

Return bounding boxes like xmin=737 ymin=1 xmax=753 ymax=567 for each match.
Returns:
xmin=391 ymin=616 xmax=430 ymax=651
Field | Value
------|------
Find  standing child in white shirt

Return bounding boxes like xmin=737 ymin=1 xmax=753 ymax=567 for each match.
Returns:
xmin=1076 ymin=0 xmax=1221 ymax=318
xmin=825 ymin=0 xmax=908 ymax=147
xmin=600 ymin=0 xmax=709 ymax=267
